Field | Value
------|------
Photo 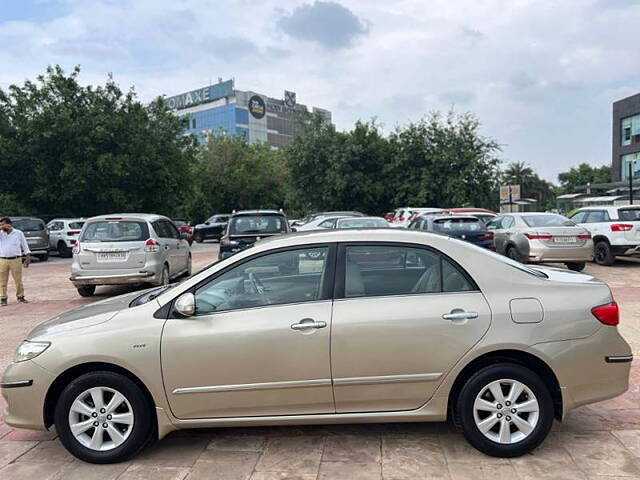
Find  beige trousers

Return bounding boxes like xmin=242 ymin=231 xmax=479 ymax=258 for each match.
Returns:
xmin=0 ymin=258 xmax=24 ymax=299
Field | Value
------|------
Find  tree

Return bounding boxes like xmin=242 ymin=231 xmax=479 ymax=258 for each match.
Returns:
xmin=502 ymin=161 xmax=555 ymax=210
xmin=0 ymin=65 xmax=198 ymax=218
xmin=188 ymin=135 xmax=290 ymax=222
xmin=285 ymin=115 xmax=392 ymax=214
xmin=558 ymin=163 xmax=611 ymax=193
xmin=388 ymin=111 xmax=502 ymax=211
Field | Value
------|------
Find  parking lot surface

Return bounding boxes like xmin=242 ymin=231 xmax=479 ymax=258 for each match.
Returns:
xmin=0 ymin=249 xmax=639 ymax=479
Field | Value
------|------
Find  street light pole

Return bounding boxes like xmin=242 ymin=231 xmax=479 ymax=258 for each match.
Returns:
xmin=630 ymin=162 xmax=634 ymax=206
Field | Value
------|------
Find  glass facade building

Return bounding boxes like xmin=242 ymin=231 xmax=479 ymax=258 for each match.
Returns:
xmin=164 ymin=79 xmax=332 ymax=148
xmin=613 ymin=93 xmax=640 ymax=182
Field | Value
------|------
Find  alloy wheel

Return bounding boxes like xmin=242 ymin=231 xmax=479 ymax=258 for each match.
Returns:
xmin=473 ymin=379 xmax=539 ymax=444
xmin=68 ymin=387 xmax=134 ymax=451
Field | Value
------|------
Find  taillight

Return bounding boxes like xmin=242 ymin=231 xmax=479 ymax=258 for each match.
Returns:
xmin=480 ymin=232 xmax=494 ymax=241
xmin=524 ymin=233 xmax=552 ymax=240
xmin=591 ymin=302 xmax=619 ymax=326
xmin=72 ymin=241 xmax=81 ymax=254
xmin=611 ymin=224 xmax=633 ymax=232
xmin=577 ymin=233 xmax=592 ymax=239
xmin=67 ymin=230 xmax=80 ymax=236
xmin=145 ymin=238 xmax=160 ymax=252
xmin=399 ymin=217 xmax=405 ymax=222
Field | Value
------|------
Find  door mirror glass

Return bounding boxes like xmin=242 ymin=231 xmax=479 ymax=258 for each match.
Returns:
xmin=175 ymin=292 xmax=196 ymax=316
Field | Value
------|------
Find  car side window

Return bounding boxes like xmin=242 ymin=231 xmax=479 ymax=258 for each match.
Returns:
xmin=152 ymin=221 xmax=168 ymax=238
xmin=195 ymin=247 xmax=329 ymax=314
xmin=164 ymin=220 xmax=181 ymax=239
xmin=442 ymin=257 xmax=475 ymax=292
xmin=486 ymin=218 xmax=502 ymax=230
xmin=570 ymin=211 xmax=587 ymax=223
xmin=502 ymin=216 xmax=515 ymax=229
xmin=585 ymin=210 xmax=609 ymax=223
xmin=318 ymin=219 xmax=336 ymax=228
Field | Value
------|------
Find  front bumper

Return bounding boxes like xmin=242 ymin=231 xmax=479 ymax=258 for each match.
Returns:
xmin=531 ymin=326 xmax=632 ymax=417
xmin=70 ymin=271 xmax=156 ymax=286
xmin=1 ymin=360 xmax=54 ymax=430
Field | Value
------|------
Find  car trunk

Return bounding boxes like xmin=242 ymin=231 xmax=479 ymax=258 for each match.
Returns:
xmin=531 ymin=226 xmax=590 ymax=248
xmin=77 ymin=219 xmax=150 ymax=270
xmin=617 ymin=208 xmax=640 ymax=242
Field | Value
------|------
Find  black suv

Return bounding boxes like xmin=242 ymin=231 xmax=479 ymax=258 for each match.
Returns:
xmin=219 ymin=210 xmax=290 ymax=260
xmin=193 ymin=214 xmax=230 ymax=243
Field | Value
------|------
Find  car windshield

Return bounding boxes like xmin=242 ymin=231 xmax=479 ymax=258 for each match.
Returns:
xmin=229 ymin=215 xmax=286 ymax=235
xmin=522 ymin=215 xmax=574 ymax=227
xmin=434 ymin=218 xmax=483 ymax=232
xmin=68 ymin=221 xmax=85 ymax=229
xmin=619 ymin=208 xmax=640 ymax=221
xmin=338 ymin=218 xmax=389 ymax=228
xmin=13 ymin=219 xmax=45 ymax=231
xmin=81 ymin=220 xmax=150 ymax=242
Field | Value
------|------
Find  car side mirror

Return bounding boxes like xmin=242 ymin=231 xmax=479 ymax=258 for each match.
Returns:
xmin=174 ymin=292 xmax=195 ymax=316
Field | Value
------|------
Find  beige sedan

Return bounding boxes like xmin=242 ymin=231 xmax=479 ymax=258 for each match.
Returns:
xmin=1 ymin=229 xmax=632 ymax=463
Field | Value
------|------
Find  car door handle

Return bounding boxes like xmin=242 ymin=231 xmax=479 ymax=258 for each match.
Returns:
xmin=291 ymin=320 xmax=327 ymax=330
xmin=442 ymin=311 xmax=478 ymax=320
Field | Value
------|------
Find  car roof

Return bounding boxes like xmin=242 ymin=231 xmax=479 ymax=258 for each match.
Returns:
xmin=85 ymin=213 xmax=168 ymax=222
xmin=576 ymin=206 xmax=634 ymax=211
xmin=431 ymin=215 xmax=483 ymax=221
xmin=503 ymin=212 xmax=560 ymax=216
xmin=337 ymin=216 xmax=386 ymax=221
xmin=447 ymin=208 xmax=496 ymax=214
xmin=9 ymin=216 xmax=44 ymax=221
xmin=232 ymin=210 xmax=285 ymax=216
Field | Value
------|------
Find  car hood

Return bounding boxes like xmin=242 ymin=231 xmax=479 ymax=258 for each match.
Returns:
xmin=195 ymin=222 xmax=224 ymax=229
xmin=27 ymin=290 xmax=144 ymax=339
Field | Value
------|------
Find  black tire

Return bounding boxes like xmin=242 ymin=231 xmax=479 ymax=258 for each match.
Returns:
xmin=506 ymin=245 xmax=523 ymax=263
xmin=194 ymin=232 xmax=203 ymax=243
xmin=455 ymin=363 xmax=554 ymax=458
xmin=565 ymin=262 xmax=585 ymax=272
xmin=37 ymin=252 xmax=49 ymax=262
xmin=594 ymin=240 xmax=615 ymax=266
xmin=54 ymin=371 xmax=154 ymax=464
xmin=58 ymin=241 xmax=72 ymax=258
xmin=156 ymin=265 xmax=170 ymax=286
xmin=77 ymin=285 xmax=96 ymax=297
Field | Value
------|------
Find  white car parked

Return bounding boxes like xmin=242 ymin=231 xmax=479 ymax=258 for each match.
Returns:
xmin=47 ymin=218 xmax=86 ymax=258
xmin=391 ymin=207 xmax=445 ymax=228
xmin=568 ymin=206 xmax=640 ymax=265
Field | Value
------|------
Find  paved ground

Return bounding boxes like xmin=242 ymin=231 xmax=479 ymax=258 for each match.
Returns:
xmin=0 ymin=248 xmax=639 ymax=479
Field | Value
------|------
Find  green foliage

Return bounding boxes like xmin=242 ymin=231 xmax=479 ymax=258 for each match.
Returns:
xmin=558 ymin=163 xmax=611 ymax=193
xmin=0 ymin=65 xmax=197 ymax=218
xmin=186 ymin=135 xmax=290 ymax=223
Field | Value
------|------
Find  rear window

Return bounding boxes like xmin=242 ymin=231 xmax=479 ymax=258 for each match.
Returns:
xmin=619 ymin=208 xmax=640 ymax=221
xmin=68 ymin=221 xmax=84 ymax=229
xmin=338 ymin=218 xmax=389 ymax=228
xmin=14 ymin=219 xmax=45 ymax=231
xmin=173 ymin=220 xmax=187 ymax=227
xmin=434 ymin=218 xmax=483 ymax=232
xmin=81 ymin=221 xmax=149 ymax=242
xmin=229 ymin=215 xmax=286 ymax=235
xmin=522 ymin=215 xmax=574 ymax=227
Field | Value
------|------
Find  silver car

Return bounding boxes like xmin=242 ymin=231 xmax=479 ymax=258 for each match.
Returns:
xmin=487 ymin=213 xmax=593 ymax=271
xmin=70 ymin=214 xmax=191 ymax=297
xmin=47 ymin=218 xmax=86 ymax=258
xmin=2 ymin=228 xmax=631 ymax=463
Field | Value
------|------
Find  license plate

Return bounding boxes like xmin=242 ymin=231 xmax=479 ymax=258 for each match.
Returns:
xmin=554 ymin=236 xmax=577 ymax=243
xmin=97 ymin=252 xmax=127 ymax=262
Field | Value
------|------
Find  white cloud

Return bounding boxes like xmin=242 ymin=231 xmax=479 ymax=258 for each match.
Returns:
xmin=1 ymin=0 xmax=639 ymax=181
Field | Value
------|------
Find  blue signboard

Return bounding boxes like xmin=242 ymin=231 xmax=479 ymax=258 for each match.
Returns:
xmin=164 ymin=79 xmax=234 ymax=110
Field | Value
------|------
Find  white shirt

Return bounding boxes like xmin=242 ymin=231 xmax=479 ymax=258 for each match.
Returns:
xmin=0 ymin=229 xmax=31 ymax=257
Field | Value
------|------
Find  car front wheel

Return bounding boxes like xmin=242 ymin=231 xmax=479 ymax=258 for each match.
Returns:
xmin=456 ymin=364 xmax=554 ymax=457
xmin=565 ymin=262 xmax=585 ymax=272
xmin=54 ymin=371 xmax=154 ymax=463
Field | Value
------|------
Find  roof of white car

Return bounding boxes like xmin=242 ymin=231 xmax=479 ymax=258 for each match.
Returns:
xmin=85 ymin=213 xmax=168 ymax=222
xmin=576 ymin=205 xmax=640 ymax=211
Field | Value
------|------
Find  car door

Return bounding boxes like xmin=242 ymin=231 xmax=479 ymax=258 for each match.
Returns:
xmin=330 ymin=243 xmax=491 ymax=413
xmin=153 ymin=221 xmax=178 ymax=274
xmin=161 ymin=245 xmax=336 ymax=419
xmin=47 ymin=221 xmax=62 ymax=249
xmin=487 ymin=216 xmax=507 ymax=253
xmin=164 ymin=220 xmax=188 ymax=273
xmin=584 ymin=210 xmax=609 ymax=238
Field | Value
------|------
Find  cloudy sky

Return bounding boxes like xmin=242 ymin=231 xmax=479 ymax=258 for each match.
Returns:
xmin=1 ymin=0 xmax=638 ymax=181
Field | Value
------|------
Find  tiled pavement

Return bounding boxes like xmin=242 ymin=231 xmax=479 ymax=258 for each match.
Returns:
xmin=0 ymin=249 xmax=639 ymax=479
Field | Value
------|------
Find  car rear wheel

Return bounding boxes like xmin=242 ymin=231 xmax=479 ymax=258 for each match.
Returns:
xmin=194 ymin=232 xmax=203 ymax=243
xmin=37 ymin=252 xmax=49 ymax=262
xmin=77 ymin=285 xmax=96 ymax=297
xmin=565 ymin=262 xmax=585 ymax=272
xmin=58 ymin=241 xmax=72 ymax=258
xmin=456 ymin=364 xmax=553 ymax=457
xmin=506 ymin=246 xmax=523 ymax=263
xmin=158 ymin=265 xmax=170 ymax=286
xmin=54 ymin=371 xmax=153 ymax=464
xmin=594 ymin=240 xmax=615 ymax=266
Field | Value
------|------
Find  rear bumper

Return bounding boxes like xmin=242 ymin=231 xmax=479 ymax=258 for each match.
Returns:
xmin=527 ymin=243 xmax=593 ymax=263
xmin=613 ymin=244 xmax=640 ymax=256
xmin=70 ymin=271 xmax=156 ymax=286
xmin=530 ymin=326 xmax=632 ymax=418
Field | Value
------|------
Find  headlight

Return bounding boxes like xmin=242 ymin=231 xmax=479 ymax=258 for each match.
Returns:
xmin=14 ymin=341 xmax=51 ymax=363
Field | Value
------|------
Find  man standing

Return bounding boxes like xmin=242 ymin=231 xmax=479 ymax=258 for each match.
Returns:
xmin=0 ymin=217 xmax=31 ymax=306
